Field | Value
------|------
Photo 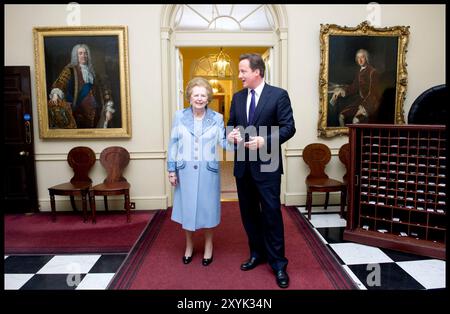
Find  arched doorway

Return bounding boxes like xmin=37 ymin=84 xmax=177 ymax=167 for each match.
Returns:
xmin=161 ymin=5 xmax=288 ymax=204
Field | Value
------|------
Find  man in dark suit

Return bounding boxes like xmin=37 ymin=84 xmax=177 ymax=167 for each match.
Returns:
xmin=227 ymin=53 xmax=296 ymax=288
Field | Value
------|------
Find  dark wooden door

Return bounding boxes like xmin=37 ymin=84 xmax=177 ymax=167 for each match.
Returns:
xmin=3 ymin=66 xmax=38 ymax=213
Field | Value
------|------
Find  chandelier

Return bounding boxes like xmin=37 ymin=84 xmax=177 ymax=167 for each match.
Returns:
xmin=213 ymin=47 xmax=231 ymax=78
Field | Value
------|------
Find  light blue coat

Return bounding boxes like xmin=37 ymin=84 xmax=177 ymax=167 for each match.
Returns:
xmin=167 ymin=107 xmax=229 ymax=231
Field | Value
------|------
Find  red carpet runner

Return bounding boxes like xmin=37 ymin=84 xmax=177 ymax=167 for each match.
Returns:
xmin=4 ymin=211 xmax=156 ymax=254
xmin=109 ymin=202 xmax=356 ymax=289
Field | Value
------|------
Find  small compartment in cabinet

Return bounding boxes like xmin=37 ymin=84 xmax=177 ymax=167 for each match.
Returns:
xmin=376 ymin=206 xmax=391 ymax=221
xmin=405 ymin=200 xmax=415 ymax=210
xmin=375 ymin=220 xmax=392 ymax=234
xmin=397 ymin=169 xmax=407 ymax=179
xmin=410 ymin=211 xmax=427 ymax=227
xmin=418 ymin=145 xmax=429 ymax=157
xmin=428 ymin=213 xmax=446 ymax=229
xmin=359 ymin=217 xmax=375 ymax=232
xmin=387 ymin=180 xmax=397 ymax=191
xmin=437 ymin=155 xmax=446 ymax=165
xmin=427 ymin=228 xmax=446 ymax=244
xmin=392 ymin=223 xmax=409 ymax=238
xmin=398 ymin=134 xmax=408 ymax=148
xmin=409 ymin=225 xmax=426 ymax=240
xmin=360 ymin=203 xmax=376 ymax=218
xmin=436 ymin=200 xmax=446 ymax=210
xmin=437 ymin=178 xmax=446 ymax=189
xmin=417 ymin=161 xmax=428 ymax=171
xmin=398 ymin=155 xmax=408 ymax=166
xmin=378 ymin=164 xmax=388 ymax=174
xmin=392 ymin=208 xmax=409 ymax=223
xmin=386 ymin=196 xmax=396 ymax=207
xmin=376 ymin=190 xmax=386 ymax=199
xmin=415 ymin=198 xmax=426 ymax=211
xmin=396 ymin=194 xmax=406 ymax=208
xmin=359 ymin=191 xmax=368 ymax=203
xmin=406 ymin=180 xmax=416 ymax=194
xmin=416 ymin=177 xmax=426 ymax=187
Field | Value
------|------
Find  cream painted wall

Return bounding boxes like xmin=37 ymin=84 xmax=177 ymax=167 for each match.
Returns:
xmin=5 ymin=4 xmax=445 ymax=211
xmin=5 ymin=4 xmax=168 ymax=211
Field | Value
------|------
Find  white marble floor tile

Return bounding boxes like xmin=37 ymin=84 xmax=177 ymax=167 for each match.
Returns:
xmin=308 ymin=213 xmax=347 ymax=228
xmin=4 ymin=274 xmax=34 ymax=290
xmin=397 ymin=259 xmax=446 ymax=289
xmin=76 ymin=273 xmax=115 ymax=290
xmin=341 ymin=265 xmax=367 ymax=290
xmin=328 ymin=243 xmax=394 ymax=265
xmin=37 ymin=255 xmax=101 ymax=274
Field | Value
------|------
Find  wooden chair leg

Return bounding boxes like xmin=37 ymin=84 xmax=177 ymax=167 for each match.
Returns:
xmin=324 ymin=192 xmax=329 ymax=210
xmin=49 ymin=192 xmax=56 ymax=222
xmin=340 ymin=188 xmax=346 ymax=219
xmin=125 ymin=190 xmax=131 ymax=222
xmin=81 ymin=190 xmax=88 ymax=223
xmin=70 ymin=196 xmax=78 ymax=212
xmin=306 ymin=191 xmax=312 ymax=220
xmin=89 ymin=191 xmax=97 ymax=224
xmin=103 ymin=195 xmax=109 ymax=212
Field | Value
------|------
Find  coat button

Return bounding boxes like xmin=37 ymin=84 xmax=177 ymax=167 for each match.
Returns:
xmin=194 ymin=165 xmax=198 ymax=169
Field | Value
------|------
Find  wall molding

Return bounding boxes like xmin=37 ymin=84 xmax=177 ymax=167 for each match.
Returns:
xmin=35 ymin=150 xmax=166 ymax=161
xmin=284 ymin=191 xmax=343 ymax=206
xmin=38 ymin=195 xmax=169 ymax=212
xmin=285 ymin=147 xmax=340 ymax=157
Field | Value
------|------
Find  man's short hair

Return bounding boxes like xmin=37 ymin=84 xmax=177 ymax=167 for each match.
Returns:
xmin=240 ymin=53 xmax=265 ymax=78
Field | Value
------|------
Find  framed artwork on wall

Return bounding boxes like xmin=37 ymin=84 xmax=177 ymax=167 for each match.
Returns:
xmin=33 ymin=26 xmax=131 ymax=138
xmin=318 ymin=21 xmax=410 ymax=138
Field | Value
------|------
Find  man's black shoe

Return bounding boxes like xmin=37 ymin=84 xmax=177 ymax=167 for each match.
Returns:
xmin=275 ymin=270 xmax=289 ymax=288
xmin=240 ymin=257 xmax=264 ymax=271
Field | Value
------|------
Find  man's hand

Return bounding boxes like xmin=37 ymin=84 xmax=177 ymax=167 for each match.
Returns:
xmin=355 ymin=105 xmax=368 ymax=117
xmin=227 ymin=128 xmax=243 ymax=144
xmin=244 ymin=136 xmax=265 ymax=150
xmin=49 ymin=93 xmax=60 ymax=105
xmin=105 ymin=111 xmax=113 ymax=122
xmin=330 ymin=87 xmax=345 ymax=106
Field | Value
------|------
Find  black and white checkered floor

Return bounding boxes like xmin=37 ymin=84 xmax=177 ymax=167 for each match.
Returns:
xmin=4 ymin=254 xmax=126 ymax=290
xmin=297 ymin=206 xmax=446 ymax=290
xmin=4 ymin=206 xmax=446 ymax=290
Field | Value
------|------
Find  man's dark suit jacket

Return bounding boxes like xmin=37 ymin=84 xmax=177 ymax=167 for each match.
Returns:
xmin=227 ymin=84 xmax=296 ymax=180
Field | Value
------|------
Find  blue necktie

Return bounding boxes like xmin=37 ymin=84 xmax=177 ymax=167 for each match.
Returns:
xmin=248 ymin=89 xmax=255 ymax=124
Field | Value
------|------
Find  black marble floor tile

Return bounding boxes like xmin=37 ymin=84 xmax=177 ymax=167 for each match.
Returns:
xmin=347 ymin=263 xmax=426 ymax=290
xmin=380 ymin=248 xmax=433 ymax=262
xmin=4 ymin=255 xmax=54 ymax=274
xmin=89 ymin=254 xmax=126 ymax=273
xmin=316 ymin=227 xmax=347 ymax=243
xmin=20 ymin=274 xmax=87 ymax=290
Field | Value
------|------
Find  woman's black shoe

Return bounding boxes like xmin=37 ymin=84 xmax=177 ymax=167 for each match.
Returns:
xmin=182 ymin=255 xmax=193 ymax=264
xmin=202 ymin=255 xmax=213 ymax=266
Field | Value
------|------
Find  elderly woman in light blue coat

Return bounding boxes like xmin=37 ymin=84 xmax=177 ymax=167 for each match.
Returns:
xmin=167 ymin=77 xmax=230 ymax=267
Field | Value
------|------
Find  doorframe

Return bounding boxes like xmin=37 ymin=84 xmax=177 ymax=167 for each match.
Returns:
xmin=161 ymin=5 xmax=289 ymax=206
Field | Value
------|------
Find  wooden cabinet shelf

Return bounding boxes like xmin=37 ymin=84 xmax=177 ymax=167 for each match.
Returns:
xmin=344 ymin=124 xmax=446 ymax=259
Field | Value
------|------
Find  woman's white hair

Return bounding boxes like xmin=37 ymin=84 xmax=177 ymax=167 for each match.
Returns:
xmin=355 ymin=49 xmax=370 ymax=64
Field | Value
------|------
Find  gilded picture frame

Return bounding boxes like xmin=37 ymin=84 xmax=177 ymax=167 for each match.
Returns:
xmin=318 ymin=21 xmax=410 ymax=138
xmin=33 ymin=26 xmax=131 ymax=138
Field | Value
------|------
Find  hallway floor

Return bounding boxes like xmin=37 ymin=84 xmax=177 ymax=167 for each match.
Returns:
xmin=5 ymin=205 xmax=445 ymax=290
